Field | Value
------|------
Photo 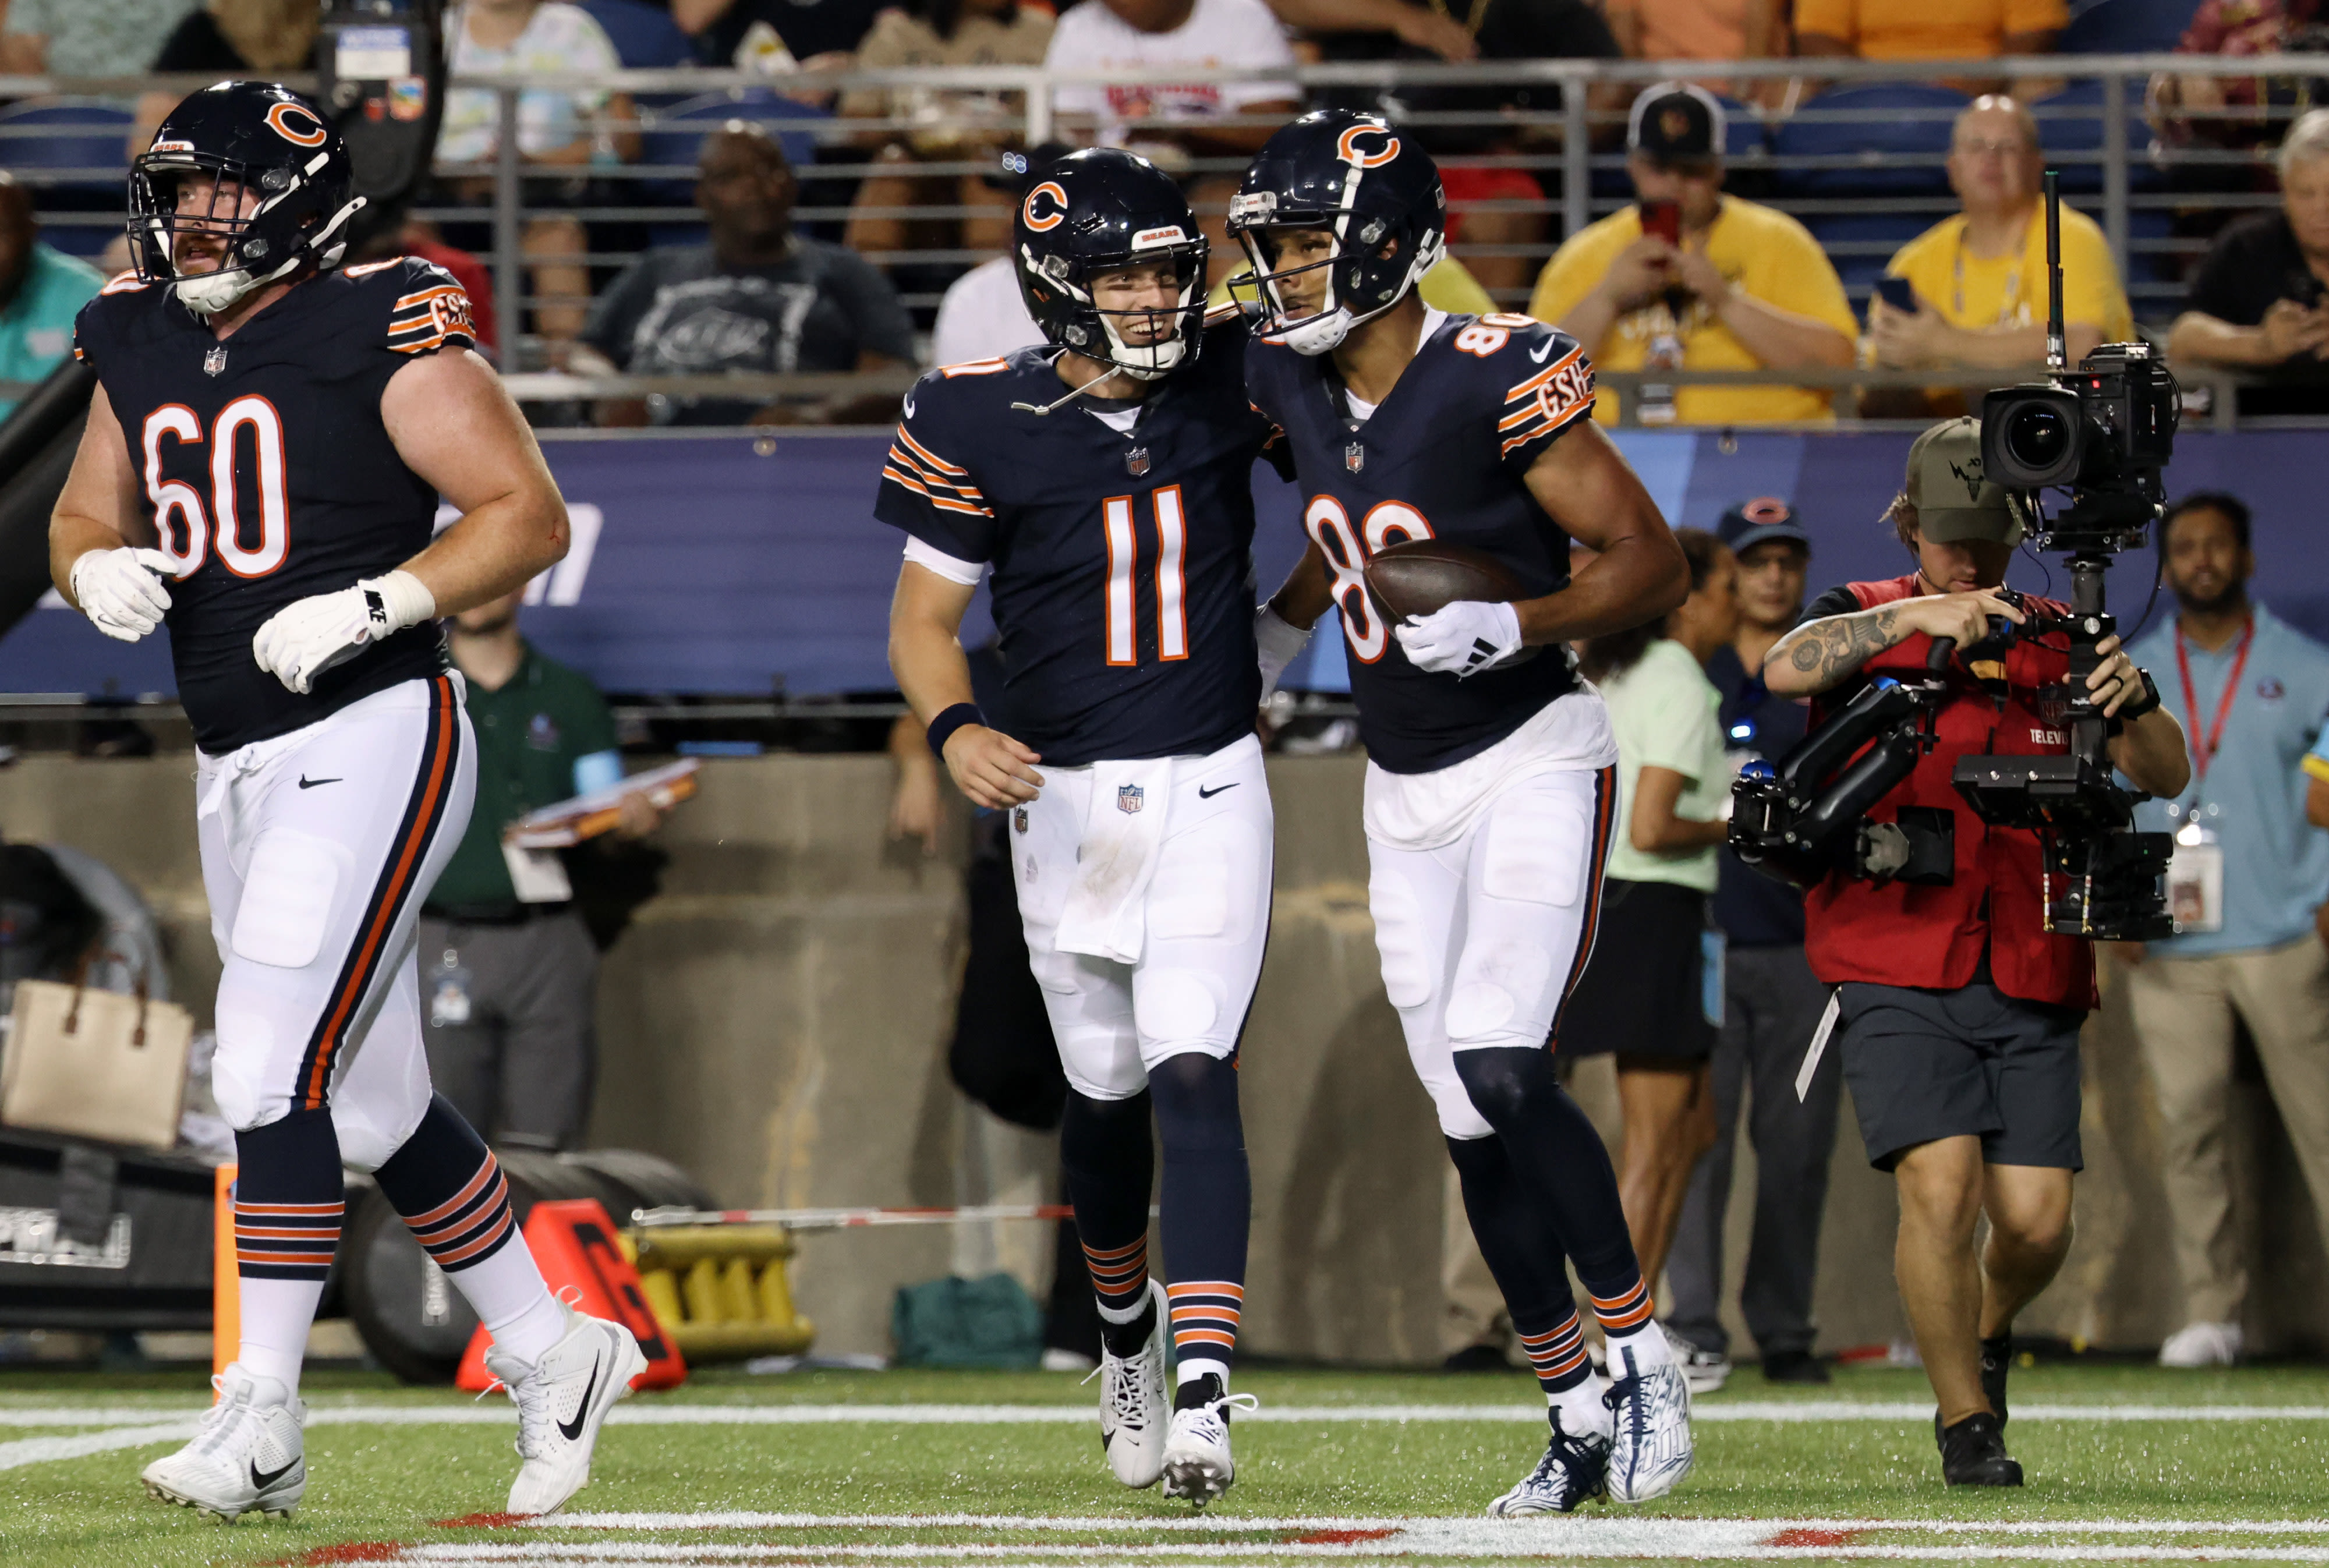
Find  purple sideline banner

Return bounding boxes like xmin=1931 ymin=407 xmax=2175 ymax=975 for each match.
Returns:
xmin=6 ymin=429 xmax=2328 ymax=700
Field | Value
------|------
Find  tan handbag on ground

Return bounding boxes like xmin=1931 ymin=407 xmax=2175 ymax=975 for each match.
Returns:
xmin=0 ymin=976 xmax=193 ymax=1152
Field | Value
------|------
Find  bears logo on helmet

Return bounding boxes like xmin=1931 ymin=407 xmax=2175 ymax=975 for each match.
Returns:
xmin=1022 ymin=180 xmax=1069 ymax=233
xmin=1335 ymin=123 xmax=1401 ymax=169
xmin=264 ymin=102 xmax=329 ymax=148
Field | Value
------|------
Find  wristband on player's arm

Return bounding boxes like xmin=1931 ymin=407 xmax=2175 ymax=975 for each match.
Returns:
xmin=2118 ymin=667 xmax=2162 ymax=720
xmin=926 ymin=702 xmax=985 ymax=760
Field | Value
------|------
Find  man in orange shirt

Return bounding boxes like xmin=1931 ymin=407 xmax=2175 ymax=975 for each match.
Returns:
xmin=1796 ymin=0 xmax=2063 ymax=62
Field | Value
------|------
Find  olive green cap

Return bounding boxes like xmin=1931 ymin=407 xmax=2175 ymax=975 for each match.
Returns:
xmin=1903 ymin=416 xmax=2024 ymax=546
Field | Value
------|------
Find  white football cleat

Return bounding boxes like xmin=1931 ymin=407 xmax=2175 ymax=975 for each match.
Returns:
xmin=1161 ymin=1385 xmax=1257 ymax=1507
xmin=1096 ymin=1280 xmax=1170 ymax=1488
xmin=1604 ymin=1342 xmax=1694 ymax=1503
xmin=486 ymin=1305 xmax=647 ymax=1517
xmin=140 ymin=1364 xmax=307 ymax=1521
xmin=1486 ymin=1407 xmax=1611 ymax=1516
xmin=2159 ymin=1320 xmax=2242 ymax=1368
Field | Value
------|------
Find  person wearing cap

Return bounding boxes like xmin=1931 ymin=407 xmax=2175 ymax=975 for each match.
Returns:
xmin=1663 ymin=499 xmax=1842 ymax=1393
xmin=1527 ymin=83 xmax=1859 ymax=427
xmin=2122 ymin=493 xmax=2329 ymax=1370
xmin=1762 ymin=419 xmax=2189 ymax=1489
xmin=1866 ymin=96 xmax=2135 ymax=418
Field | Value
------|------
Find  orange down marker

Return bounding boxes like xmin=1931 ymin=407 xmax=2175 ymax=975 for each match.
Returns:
xmin=455 ymin=1199 xmax=685 ymax=1392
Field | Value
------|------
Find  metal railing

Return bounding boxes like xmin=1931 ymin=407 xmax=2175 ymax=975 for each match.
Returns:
xmin=2 ymin=55 xmax=2323 ymax=424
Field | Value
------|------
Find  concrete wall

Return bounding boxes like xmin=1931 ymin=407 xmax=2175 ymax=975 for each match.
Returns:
xmin=8 ymin=752 xmax=2328 ymax=1363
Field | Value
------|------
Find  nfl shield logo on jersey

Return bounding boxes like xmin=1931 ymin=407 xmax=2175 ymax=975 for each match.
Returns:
xmin=203 ymin=345 xmax=227 ymax=377
xmin=1345 ymin=441 xmax=1365 ymax=473
xmin=1117 ymin=784 xmax=1144 ymax=815
xmin=1125 ymin=447 xmax=1150 ymax=476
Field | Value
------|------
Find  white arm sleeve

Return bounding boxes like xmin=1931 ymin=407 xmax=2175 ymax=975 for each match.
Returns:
xmin=904 ymin=535 xmax=989 ymax=586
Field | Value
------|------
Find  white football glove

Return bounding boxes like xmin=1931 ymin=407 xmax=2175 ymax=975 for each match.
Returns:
xmin=1394 ymin=599 xmax=1525 ymax=678
xmin=69 ymin=547 xmax=179 ymax=642
xmin=252 ymin=570 xmax=436 ymax=695
xmin=1255 ymin=603 xmax=1314 ymax=705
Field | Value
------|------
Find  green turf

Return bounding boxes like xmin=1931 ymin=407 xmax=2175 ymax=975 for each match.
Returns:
xmin=6 ymin=1362 xmax=2329 ymax=1566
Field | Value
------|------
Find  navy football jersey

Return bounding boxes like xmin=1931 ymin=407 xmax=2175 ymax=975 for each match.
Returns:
xmin=72 ymin=258 xmax=476 ymax=754
xmin=875 ymin=313 xmax=1290 ymax=767
xmin=1245 ymin=310 xmax=1595 ymax=775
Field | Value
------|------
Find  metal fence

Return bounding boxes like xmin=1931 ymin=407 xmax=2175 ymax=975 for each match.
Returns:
xmin=1 ymin=55 xmax=2322 ymax=424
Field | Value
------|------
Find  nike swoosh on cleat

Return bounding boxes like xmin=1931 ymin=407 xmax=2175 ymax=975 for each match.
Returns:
xmin=250 ymin=1458 xmax=298 ymax=1490
xmin=557 ymin=1355 xmax=603 ymax=1442
xmin=297 ymin=776 xmax=341 ymax=789
xmin=1197 ymin=783 xmax=1238 ymax=799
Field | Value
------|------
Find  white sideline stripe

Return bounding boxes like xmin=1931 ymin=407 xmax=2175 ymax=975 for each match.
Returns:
xmin=534 ymin=1514 xmax=2329 ymax=1536
xmin=13 ymin=1400 xmax=2329 ymax=1433
xmin=0 ymin=1421 xmax=199 ymax=1470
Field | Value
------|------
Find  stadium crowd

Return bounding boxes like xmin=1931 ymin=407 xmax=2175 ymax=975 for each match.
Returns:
xmin=2 ymin=0 xmax=2328 ymax=420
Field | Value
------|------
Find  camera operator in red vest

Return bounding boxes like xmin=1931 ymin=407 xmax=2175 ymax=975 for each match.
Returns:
xmin=1763 ymin=418 xmax=2190 ymax=1489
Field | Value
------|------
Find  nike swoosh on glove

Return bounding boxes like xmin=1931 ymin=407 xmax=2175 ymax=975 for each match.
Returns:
xmin=1394 ymin=599 xmax=1525 ymax=678
xmin=69 ymin=547 xmax=179 ymax=642
xmin=252 ymin=569 xmax=436 ymax=695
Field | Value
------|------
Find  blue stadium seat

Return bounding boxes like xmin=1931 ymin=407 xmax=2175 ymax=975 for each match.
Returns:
xmin=579 ymin=0 xmax=696 ymax=68
xmin=2055 ymin=0 xmax=2198 ymax=54
xmin=1805 ymin=211 xmax=1938 ymax=298
xmin=1774 ymin=83 xmax=1970 ymax=198
xmin=0 ymin=99 xmax=134 ymax=258
xmin=2031 ymin=79 xmax=2167 ymax=194
xmin=636 ymin=87 xmax=831 ymax=243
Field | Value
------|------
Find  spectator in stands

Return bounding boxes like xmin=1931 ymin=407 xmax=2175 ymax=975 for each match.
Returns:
xmin=1045 ymin=0 xmax=1302 ymax=286
xmin=0 ymin=0 xmax=194 ymax=75
xmin=151 ymin=0 xmax=317 ymax=72
xmin=0 ymin=178 xmax=101 ymax=422
xmin=1867 ymin=95 xmax=2135 ymax=417
xmin=1560 ymin=528 xmax=1740 ymax=1318
xmin=676 ymin=0 xmax=882 ymax=69
xmin=421 ymin=590 xmax=668 ymax=1151
xmin=1528 ymin=83 xmax=1859 ymax=425
xmin=2150 ymin=0 xmax=2324 ymax=156
xmin=1795 ymin=0 xmax=2064 ymax=65
xmin=1606 ymin=0 xmax=1783 ymax=104
xmin=838 ymin=0 xmax=1057 ymax=267
xmin=2168 ymin=109 xmax=2329 ymax=416
xmin=1665 ymin=499 xmax=1841 ymax=1392
xmin=2121 ymin=493 xmax=2329 ymax=1370
xmin=437 ymin=0 xmax=642 ymax=352
xmin=575 ymin=125 xmax=914 ymax=426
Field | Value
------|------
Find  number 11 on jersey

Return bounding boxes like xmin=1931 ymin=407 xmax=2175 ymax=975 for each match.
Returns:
xmin=1103 ymin=484 xmax=1187 ymax=667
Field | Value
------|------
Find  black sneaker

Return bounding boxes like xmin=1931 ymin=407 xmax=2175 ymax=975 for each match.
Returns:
xmin=1761 ymin=1349 xmax=1831 ymax=1385
xmin=1978 ymin=1333 xmax=2012 ymax=1430
xmin=1935 ymin=1410 xmax=2023 ymax=1486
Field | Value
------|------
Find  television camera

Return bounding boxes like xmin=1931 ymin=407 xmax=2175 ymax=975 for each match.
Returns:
xmin=1729 ymin=172 xmax=2181 ymax=941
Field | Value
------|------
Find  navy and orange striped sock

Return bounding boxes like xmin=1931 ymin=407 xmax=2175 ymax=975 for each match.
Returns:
xmin=374 ymin=1095 xmax=564 ymax=1367
xmin=1166 ymin=1280 xmax=1243 ymax=1383
xmin=1060 ymin=1088 xmax=1157 ymax=1355
xmin=1585 ymin=1271 xmax=1672 ymax=1369
xmin=1150 ymin=1051 xmax=1249 ymax=1388
xmin=1516 ymin=1305 xmax=1594 ymax=1396
xmin=233 ymin=1106 xmax=344 ymax=1390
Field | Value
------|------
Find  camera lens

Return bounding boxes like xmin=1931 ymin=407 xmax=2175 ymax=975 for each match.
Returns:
xmin=2005 ymin=405 xmax=2072 ymax=472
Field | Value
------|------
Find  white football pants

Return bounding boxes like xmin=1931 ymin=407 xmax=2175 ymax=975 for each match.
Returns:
xmin=197 ymin=674 xmax=475 ymax=1170
xmin=1011 ymin=733 xmax=1275 ymax=1101
xmin=1367 ymin=763 xmax=1615 ymax=1138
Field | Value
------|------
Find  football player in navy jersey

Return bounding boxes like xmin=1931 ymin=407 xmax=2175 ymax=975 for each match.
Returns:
xmin=1233 ymin=110 xmax=1698 ymax=1512
xmin=49 ymin=83 xmax=642 ymax=1521
xmin=884 ymin=149 xmax=1287 ymax=1505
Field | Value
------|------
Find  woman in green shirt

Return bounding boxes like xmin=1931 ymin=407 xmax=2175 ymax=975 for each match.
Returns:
xmin=1560 ymin=528 xmax=1739 ymax=1320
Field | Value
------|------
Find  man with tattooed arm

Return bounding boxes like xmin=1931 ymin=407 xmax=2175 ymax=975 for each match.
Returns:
xmin=1761 ymin=419 xmax=2189 ymax=1491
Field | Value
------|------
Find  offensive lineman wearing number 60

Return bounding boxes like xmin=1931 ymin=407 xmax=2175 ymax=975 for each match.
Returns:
xmin=49 ymin=82 xmax=645 ymax=1523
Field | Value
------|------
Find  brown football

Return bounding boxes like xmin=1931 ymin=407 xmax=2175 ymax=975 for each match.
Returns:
xmin=1363 ymin=539 xmax=1542 ymax=664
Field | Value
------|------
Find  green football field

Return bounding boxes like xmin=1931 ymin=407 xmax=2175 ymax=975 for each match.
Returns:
xmin=6 ymin=1360 xmax=2329 ymax=1566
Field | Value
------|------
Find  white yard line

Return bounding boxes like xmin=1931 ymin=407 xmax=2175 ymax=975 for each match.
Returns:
xmin=9 ymin=1399 xmax=2329 ymax=1434
xmin=532 ymin=1514 xmax=2329 ymax=1535
xmin=0 ymin=1420 xmax=198 ymax=1470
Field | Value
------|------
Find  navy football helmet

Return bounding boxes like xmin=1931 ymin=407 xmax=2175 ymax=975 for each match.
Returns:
xmin=129 ymin=81 xmax=364 ymax=318
xmin=1013 ymin=147 xmax=1208 ymax=381
xmin=1227 ymin=109 xmax=1447 ymax=356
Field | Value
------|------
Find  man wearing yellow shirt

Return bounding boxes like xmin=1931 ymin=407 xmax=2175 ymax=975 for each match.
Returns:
xmin=1796 ymin=0 xmax=2063 ymax=63
xmin=1528 ymin=83 xmax=1859 ymax=426
xmin=1868 ymin=95 xmax=2135 ymax=416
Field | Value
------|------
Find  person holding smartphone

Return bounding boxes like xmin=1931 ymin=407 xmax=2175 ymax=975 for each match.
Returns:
xmin=1528 ymin=83 xmax=1859 ymax=427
